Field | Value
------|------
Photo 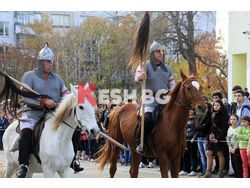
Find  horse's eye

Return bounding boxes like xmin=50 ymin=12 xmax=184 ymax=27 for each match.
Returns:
xmin=79 ymin=105 xmax=84 ymax=110
xmin=187 ymin=86 xmax=191 ymax=90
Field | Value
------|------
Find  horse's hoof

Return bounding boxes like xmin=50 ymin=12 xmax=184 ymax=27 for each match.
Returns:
xmin=16 ymin=165 xmax=29 ymax=178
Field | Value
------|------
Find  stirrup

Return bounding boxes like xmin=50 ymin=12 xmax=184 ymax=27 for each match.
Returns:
xmin=136 ymin=144 xmax=145 ymax=155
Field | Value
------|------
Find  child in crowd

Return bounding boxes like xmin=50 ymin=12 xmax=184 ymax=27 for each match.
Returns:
xmin=227 ymin=114 xmax=242 ymax=178
xmin=237 ymin=116 xmax=250 ymax=178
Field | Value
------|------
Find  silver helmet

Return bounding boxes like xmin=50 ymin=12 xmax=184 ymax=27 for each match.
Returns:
xmin=37 ymin=43 xmax=54 ymax=62
xmin=149 ymin=41 xmax=164 ymax=53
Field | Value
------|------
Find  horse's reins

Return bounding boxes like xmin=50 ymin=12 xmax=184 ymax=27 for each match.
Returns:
xmin=173 ymin=101 xmax=192 ymax=110
xmin=47 ymin=107 xmax=78 ymax=130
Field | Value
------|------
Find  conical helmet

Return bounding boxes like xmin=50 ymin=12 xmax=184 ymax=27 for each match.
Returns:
xmin=37 ymin=43 xmax=54 ymax=62
xmin=149 ymin=41 xmax=163 ymax=53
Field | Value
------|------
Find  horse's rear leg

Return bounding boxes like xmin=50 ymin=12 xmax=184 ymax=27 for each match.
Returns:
xmin=129 ymin=151 xmax=141 ymax=178
xmin=158 ymin=153 xmax=169 ymax=178
xmin=109 ymin=146 xmax=120 ymax=178
xmin=170 ymin=156 xmax=181 ymax=178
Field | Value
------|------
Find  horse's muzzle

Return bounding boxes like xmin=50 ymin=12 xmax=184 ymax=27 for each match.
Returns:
xmin=90 ymin=127 xmax=100 ymax=137
xmin=196 ymin=101 xmax=207 ymax=113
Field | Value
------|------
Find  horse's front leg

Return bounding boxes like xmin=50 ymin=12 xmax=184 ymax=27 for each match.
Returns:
xmin=129 ymin=151 xmax=141 ymax=178
xmin=158 ymin=152 xmax=169 ymax=178
xmin=25 ymin=172 xmax=34 ymax=178
xmin=170 ymin=155 xmax=181 ymax=178
xmin=57 ymin=168 xmax=72 ymax=178
xmin=42 ymin=165 xmax=55 ymax=178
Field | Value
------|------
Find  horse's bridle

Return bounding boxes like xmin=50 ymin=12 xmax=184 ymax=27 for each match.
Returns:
xmin=173 ymin=79 xmax=204 ymax=110
xmin=173 ymin=81 xmax=194 ymax=110
xmin=48 ymin=108 xmax=78 ymax=130
xmin=173 ymin=101 xmax=193 ymax=110
xmin=73 ymin=107 xmax=84 ymax=129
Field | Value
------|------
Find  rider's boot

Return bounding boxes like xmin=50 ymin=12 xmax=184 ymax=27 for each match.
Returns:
xmin=16 ymin=128 xmax=33 ymax=178
xmin=71 ymin=129 xmax=84 ymax=173
xmin=70 ymin=158 xmax=84 ymax=173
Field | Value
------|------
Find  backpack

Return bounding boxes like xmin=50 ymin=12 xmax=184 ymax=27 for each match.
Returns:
xmin=241 ymin=105 xmax=250 ymax=116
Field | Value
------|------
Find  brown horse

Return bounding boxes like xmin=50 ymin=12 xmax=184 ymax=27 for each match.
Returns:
xmin=96 ymin=71 xmax=206 ymax=178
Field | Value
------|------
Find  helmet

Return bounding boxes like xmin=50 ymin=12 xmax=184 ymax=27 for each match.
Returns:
xmin=37 ymin=43 xmax=54 ymax=62
xmin=149 ymin=41 xmax=164 ymax=53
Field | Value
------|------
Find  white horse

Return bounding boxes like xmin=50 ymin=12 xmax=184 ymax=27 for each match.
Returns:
xmin=2 ymin=84 xmax=100 ymax=178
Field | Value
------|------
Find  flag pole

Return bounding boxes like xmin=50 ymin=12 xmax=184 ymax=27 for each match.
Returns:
xmin=129 ymin=12 xmax=150 ymax=152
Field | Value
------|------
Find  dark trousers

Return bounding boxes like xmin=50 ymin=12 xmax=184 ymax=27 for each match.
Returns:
xmin=180 ymin=140 xmax=199 ymax=172
xmin=231 ymin=149 xmax=243 ymax=178
xmin=72 ymin=128 xmax=81 ymax=154
xmin=141 ymin=156 xmax=154 ymax=165
xmin=71 ymin=128 xmax=81 ymax=166
xmin=18 ymin=128 xmax=33 ymax=165
xmin=136 ymin=112 xmax=152 ymax=145
xmin=89 ymin=139 xmax=98 ymax=159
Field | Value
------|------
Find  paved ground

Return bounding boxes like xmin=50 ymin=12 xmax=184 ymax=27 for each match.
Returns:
xmin=0 ymin=150 xmax=232 ymax=178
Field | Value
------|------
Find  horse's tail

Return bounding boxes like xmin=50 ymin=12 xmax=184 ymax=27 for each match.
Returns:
xmin=96 ymin=108 xmax=121 ymax=172
xmin=96 ymin=139 xmax=112 ymax=172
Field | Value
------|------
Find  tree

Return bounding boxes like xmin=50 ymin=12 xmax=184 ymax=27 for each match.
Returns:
xmin=152 ymin=11 xmax=216 ymax=76
xmin=24 ymin=15 xmax=54 ymax=53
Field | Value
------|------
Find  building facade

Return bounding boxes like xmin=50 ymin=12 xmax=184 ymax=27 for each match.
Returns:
xmin=228 ymin=11 xmax=250 ymax=102
xmin=0 ymin=11 xmax=15 ymax=47
xmin=0 ymin=11 xmax=90 ymax=47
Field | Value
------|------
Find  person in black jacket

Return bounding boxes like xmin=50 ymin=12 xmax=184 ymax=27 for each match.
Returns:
xmin=192 ymin=102 xmax=212 ymax=175
xmin=179 ymin=109 xmax=199 ymax=176
xmin=230 ymin=85 xmax=242 ymax=115
xmin=203 ymin=100 xmax=229 ymax=178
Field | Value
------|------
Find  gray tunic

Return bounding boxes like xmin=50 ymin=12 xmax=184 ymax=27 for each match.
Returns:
xmin=20 ymin=68 xmax=67 ymax=130
xmin=135 ymin=60 xmax=175 ymax=112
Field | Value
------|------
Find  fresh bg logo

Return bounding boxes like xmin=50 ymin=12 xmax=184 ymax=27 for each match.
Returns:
xmin=77 ymin=83 xmax=169 ymax=106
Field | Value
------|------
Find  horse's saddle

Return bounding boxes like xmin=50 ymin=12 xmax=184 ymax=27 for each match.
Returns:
xmin=10 ymin=114 xmax=47 ymax=165
xmin=135 ymin=104 xmax=165 ymax=137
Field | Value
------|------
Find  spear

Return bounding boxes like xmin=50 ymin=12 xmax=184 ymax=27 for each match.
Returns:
xmin=129 ymin=12 xmax=150 ymax=151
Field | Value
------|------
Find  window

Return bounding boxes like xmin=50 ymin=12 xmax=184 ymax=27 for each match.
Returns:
xmin=51 ymin=14 xmax=70 ymax=27
xmin=0 ymin=22 xmax=9 ymax=36
xmin=16 ymin=12 xmax=42 ymax=25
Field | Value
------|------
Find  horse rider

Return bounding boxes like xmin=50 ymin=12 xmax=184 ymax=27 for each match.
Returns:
xmin=135 ymin=41 xmax=176 ymax=154
xmin=16 ymin=43 xmax=83 ymax=178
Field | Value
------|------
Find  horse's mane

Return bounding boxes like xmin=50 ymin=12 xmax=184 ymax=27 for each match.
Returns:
xmin=166 ymin=81 xmax=182 ymax=109
xmin=53 ymin=93 xmax=76 ymax=130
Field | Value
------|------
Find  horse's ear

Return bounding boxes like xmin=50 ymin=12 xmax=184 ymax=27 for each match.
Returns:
xmin=70 ymin=84 xmax=78 ymax=96
xmin=180 ymin=70 xmax=187 ymax=81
